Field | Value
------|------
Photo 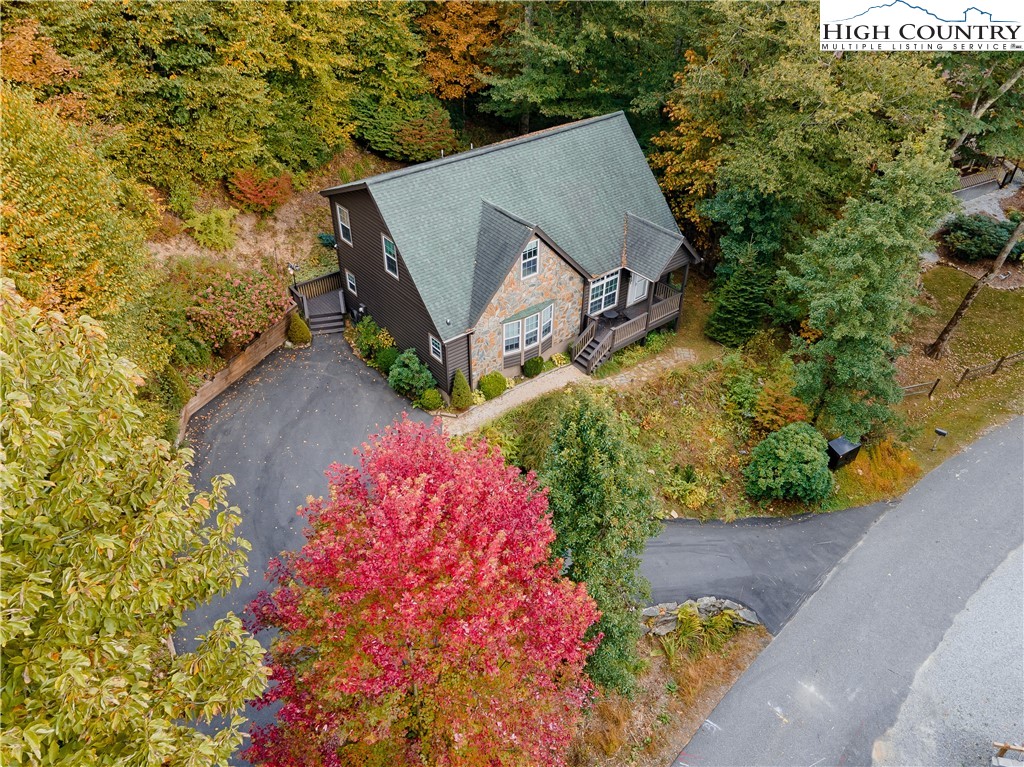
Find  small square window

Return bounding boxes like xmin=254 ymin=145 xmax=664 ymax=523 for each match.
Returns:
xmin=383 ymin=235 xmax=399 ymax=279
xmin=541 ymin=304 xmax=553 ymax=339
xmin=335 ymin=205 xmax=353 ymax=246
xmin=429 ymin=335 xmax=443 ymax=362
xmin=345 ymin=270 xmax=357 ymax=295
xmin=524 ymin=314 xmax=539 ymax=347
xmin=503 ymin=321 xmax=521 ymax=354
xmin=521 ymin=240 xmax=539 ymax=279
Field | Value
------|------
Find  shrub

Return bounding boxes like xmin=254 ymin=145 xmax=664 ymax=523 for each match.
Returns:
xmin=354 ymin=316 xmax=394 ymax=360
xmin=388 ymin=349 xmax=436 ymax=399
xmin=451 ymin=369 xmax=473 ymax=410
xmin=743 ymin=423 xmax=834 ymax=504
xmin=287 ymin=313 xmax=311 ymax=345
xmin=186 ymin=266 xmax=292 ymax=354
xmin=186 ymin=208 xmax=238 ymax=251
xmin=317 ymin=232 xmax=337 ymax=249
xmin=478 ymin=371 xmax=508 ymax=400
xmin=523 ymin=356 xmax=544 ymax=378
xmin=353 ymin=95 xmax=458 ymax=162
xmin=551 ymin=353 xmax=570 ymax=367
xmin=754 ymin=366 xmax=810 ymax=435
xmin=374 ymin=346 xmax=400 ymax=374
xmin=417 ymin=388 xmax=444 ymax=411
xmin=227 ymin=169 xmax=293 ymax=213
xmin=944 ymin=213 xmax=1024 ymax=263
xmin=720 ymin=356 xmax=760 ymax=418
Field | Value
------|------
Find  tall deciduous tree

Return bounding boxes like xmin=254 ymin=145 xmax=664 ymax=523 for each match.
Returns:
xmin=416 ymin=0 xmax=509 ymax=103
xmin=0 ymin=284 xmax=267 ymax=767
xmin=783 ymin=130 xmax=955 ymax=439
xmin=541 ymin=391 xmax=659 ymax=695
xmin=245 ymin=419 xmax=598 ymax=767
xmin=942 ymin=53 xmax=1024 ymax=157
xmin=652 ymin=1 xmax=947 ymax=241
xmin=927 ymin=218 xmax=1024 ymax=359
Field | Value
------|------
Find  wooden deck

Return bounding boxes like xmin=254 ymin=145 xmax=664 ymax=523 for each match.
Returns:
xmin=289 ymin=271 xmax=347 ymax=334
xmin=570 ymin=282 xmax=683 ymax=373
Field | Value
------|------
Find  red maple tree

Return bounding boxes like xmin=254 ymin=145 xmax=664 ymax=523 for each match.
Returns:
xmin=245 ymin=418 xmax=599 ymax=767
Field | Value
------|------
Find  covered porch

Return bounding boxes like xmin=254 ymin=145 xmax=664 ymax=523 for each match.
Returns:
xmin=570 ymin=279 xmax=684 ymax=373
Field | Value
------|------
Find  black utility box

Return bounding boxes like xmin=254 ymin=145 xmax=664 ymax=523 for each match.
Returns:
xmin=827 ymin=436 xmax=861 ymax=471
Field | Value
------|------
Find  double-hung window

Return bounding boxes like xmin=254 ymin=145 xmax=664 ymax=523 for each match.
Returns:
xmin=589 ymin=273 xmax=619 ymax=315
xmin=504 ymin=321 xmax=521 ymax=354
xmin=524 ymin=314 xmax=540 ymax=348
xmin=521 ymin=239 xmax=539 ymax=278
xmin=541 ymin=304 xmax=553 ymax=339
xmin=429 ymin=335 xmax=443 ymax=362
xmin=382 ymin=235 xmax=399 ymax=279
xmin=345 ymin=269 xmax=357 ymax=295
xmin=335 ymin=204 xmax=353 ymax=246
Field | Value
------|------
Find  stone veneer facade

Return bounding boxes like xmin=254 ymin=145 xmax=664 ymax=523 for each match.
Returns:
xmin=470 ymin=237 xmax=585 ymax=386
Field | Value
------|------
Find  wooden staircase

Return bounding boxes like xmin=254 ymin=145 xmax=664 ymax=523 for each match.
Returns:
xmin=573 ymin=333 xmax=613 ymax=372
xmin=289 ymin=272 xmax=347 ymax=336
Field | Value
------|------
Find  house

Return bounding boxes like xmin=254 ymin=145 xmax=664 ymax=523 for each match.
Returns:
xmin=309 ymin=111 xmax=700 ymax=394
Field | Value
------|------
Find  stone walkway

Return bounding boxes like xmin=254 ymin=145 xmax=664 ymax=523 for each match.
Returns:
xmin=442 ymin=344 xmax=703 ymax=436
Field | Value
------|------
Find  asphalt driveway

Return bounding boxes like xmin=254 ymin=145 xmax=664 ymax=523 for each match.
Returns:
xmin=178 ymin=334 xmax=430 ymax=654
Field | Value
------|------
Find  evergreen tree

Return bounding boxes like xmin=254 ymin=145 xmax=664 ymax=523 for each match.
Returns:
xmin=704 ymin=246 xmax=773 ymax=348
xmin=783 ymin=129 xmax=955 ymax=439
xmin=0 ymin=284 xmax=267 ymax=766
xmin=541 ymin=390 xmax=660 ymax=695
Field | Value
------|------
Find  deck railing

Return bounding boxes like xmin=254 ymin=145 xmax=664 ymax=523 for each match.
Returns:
xmin=570 ymin=322 xmax=597 ymax=360
xmin=653 ymin=281 xmax=679 ymax=302
xmin=610 ymin=313 xmax=648 ymax=348
xmin=289 ymin=271 xmax=344 ymax=320
xmin=650 ymin=294 xmax=682 ymax=325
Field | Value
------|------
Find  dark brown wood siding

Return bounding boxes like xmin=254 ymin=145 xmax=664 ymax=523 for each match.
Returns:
xmin=663 ymin=246 xmax=690 ymax=275
xmin=443 ymin=334 xmax=471 ymax=391
xmin=327 ymin=189 xmax=448 ymax=391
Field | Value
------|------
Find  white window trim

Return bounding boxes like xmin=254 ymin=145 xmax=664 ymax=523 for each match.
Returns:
xmin=626 ymin=273 xmax=650 ymax=306
xmin=520 ymin=239 xmax=539 ymax=279
xmin=503 ymin=320 xmax=522 ymax=354
xmin=345 ymin=269 xmax=357 ymax=295
xmin=429 ymin=334 xmax=443 ymax=362
xmin=541 ymin=304 xmax=553 ymax=339
xmin=589 ymin=272 xmax=620 ymax=315
xmin=524 ymin=313 xmax=540 ymax=348
xmin=335 ymin=204 xmax=353 ymax=246
xmin=382 ymin=235 xmax=399 ymax=279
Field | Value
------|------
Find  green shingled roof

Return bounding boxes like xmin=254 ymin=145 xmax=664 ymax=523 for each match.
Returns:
xmin=322 ymin=112 xmax=687 ymax=342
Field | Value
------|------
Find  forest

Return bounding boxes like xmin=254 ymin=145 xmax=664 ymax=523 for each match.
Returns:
xmin=2 ymin=2 xmax=1023 ymax=766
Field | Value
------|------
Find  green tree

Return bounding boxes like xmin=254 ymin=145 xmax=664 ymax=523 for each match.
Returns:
xmin=704 ymin=246 xmax=773 ymax=348
xmin=651 ymin=1 xmax=947 ymax=241
xmin=783 ymin=129 xmax=955 ymax=439
xmin=0 ymin=284 xmax=267 ymax=766
xmin=484 ymin=1 xmax=700 ymax=133
xmin=941 ymin=53 xmax=1024 ymax=158
xmin=541 ymin=390 xmax=660 ymax=694
xmin=1 ymin=85 xmax=152 ymax=321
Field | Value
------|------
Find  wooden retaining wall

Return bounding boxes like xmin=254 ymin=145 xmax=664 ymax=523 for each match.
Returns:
xmin=175 ymin=307 xmax=296 ymax=445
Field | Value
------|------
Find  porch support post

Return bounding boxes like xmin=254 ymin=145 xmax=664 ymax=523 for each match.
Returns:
xmin=644 ymin=280 xmax=655 ymax=331
xmin=674 ymin=263 xmax=691 ymax=332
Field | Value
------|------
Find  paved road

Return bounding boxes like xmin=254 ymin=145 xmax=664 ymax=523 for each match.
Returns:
xmin=642 ymin=506 xmax=887 ymax=634
xmin=679 ymin=417 xmax=1024 ymax=767
xmin=178 ymin=335 xmax=430 ymax=654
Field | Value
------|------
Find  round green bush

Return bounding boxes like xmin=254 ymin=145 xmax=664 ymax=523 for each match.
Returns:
xmin=374 ymin=346 xmax=400 ymax=374
xmin=287 ymin=313 xmax=312 ymax=345
xmin=522 ymin=356 xmax=544 ymax=378
xmin=478 ymin=371 xmax=508 ymax=401
xmin=418 ymin=388 xmax=444 ymax=411
xmin=743 ymin=422 xmax=834 ymax=504
xmin=450 ymin=369 xmax=473 ymax=411
xmin=387 ymin=349 xmax=436 ymax=399
xmin=944 ymin=212 xmax=1024 ymax=263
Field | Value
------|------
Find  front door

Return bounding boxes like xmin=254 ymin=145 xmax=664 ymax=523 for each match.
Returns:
xmin=627 ymin=273 xmax=649 ymax=306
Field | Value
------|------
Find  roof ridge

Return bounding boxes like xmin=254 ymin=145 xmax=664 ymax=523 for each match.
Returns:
xmin=321 ymin=112 xmax=626 ymax=195
xmin=626 ymin=211 xmax=683 ymax=240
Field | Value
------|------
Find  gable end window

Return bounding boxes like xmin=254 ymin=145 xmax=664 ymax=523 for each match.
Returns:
xmin=382 ymin=235 xmax=399 ymax=279
xmin=588 ymin=272 xmax=619 ymax=315
xmin=520 ymin=240 xmax=539 ymax=279
xmin=335 ymin=204 xmax=353 ymax=246
xmin=429 ymin=335 xmax=443 ymax=362
xmin=345 ymin=270 xmax=357 ymax=295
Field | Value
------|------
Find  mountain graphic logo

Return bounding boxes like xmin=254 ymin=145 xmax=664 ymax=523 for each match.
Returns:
xmin=828 ymin=1 xmax=1015 ymax=23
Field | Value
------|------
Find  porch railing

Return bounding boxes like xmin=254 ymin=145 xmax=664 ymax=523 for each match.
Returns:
xmin=569 ymin=322 xmax=597 ymax=360
xmin=653 ymin=281 xmax=678 ymax=302
xmin=610 ymin=313 xmax=647 ymax=348
xmin=289 ymin=271 xmax=344 ymax=319
xmin=650 ymin=293 xmax=682 ymax=325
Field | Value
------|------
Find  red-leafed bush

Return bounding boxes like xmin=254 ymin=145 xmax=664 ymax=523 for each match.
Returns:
xmin=245 ymin=418 xmax=599 ymax=767
xmin=186 ymin=267 xmax=291 ymax=355
xmin=227 ymin=169 xmax=293 ymax=213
